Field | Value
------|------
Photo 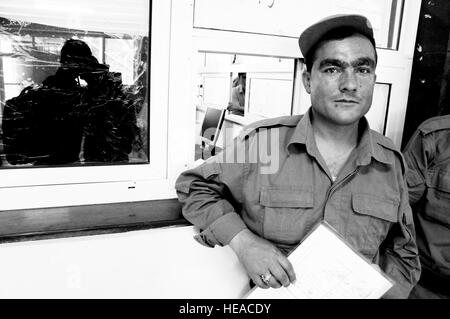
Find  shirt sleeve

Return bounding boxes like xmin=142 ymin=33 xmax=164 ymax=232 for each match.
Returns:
xmin=378 ymin=157 xmax=421 ymax=299
xmin=175 ymin=139 xmax=249 ymax=248
xmin=403 ymin=129 xmax=431 ymax=205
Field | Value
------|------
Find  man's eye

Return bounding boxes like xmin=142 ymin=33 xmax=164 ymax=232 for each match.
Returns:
xmin=324 ymin=67 xmax=339 ymax=73
xmin=358 ymin=67 xmax=372 ymax=74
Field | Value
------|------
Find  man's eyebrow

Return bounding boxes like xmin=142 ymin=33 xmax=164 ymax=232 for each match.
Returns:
xmin=318 ymin=57 xmax=376 ymax=69
xmin=352 ymin=57 xmax=376 ymax=68
xmin=318 ymin=59 xmax=347 ymax=69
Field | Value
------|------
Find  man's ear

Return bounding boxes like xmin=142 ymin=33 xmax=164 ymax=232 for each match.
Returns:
xmin=302 ymin=70 xmax=311 ymax=94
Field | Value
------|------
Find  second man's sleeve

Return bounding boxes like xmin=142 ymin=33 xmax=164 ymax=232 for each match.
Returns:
xmin=378 ymin=157 xmax=421 ymax=299
xmin=403 ymin=130 xmax=429 ymax=205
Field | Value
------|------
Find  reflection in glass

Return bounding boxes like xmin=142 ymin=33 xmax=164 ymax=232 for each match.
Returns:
xmin=227 ymin=73 xmax=246 ymax=116
xmin=195 ymin=52 xmax=295 ymax=160
xmin=0 ymin=12 xmax=149 ymax=167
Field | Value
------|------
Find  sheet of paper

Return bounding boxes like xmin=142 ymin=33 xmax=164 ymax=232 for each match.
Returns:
xmin=246 ymin=222 xmax=394 ymax=299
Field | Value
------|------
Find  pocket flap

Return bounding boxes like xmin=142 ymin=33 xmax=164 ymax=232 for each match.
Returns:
xmin=352 ymin=194 xmax=398 ymax=222
xmin=434 ymin=170 xmax=450 ymax=193
xmin=260 ymin=186 xmax=313 ymax=208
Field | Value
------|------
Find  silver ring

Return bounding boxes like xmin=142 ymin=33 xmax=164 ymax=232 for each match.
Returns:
xmin=260 ymin=273 xmax=272 ymax=285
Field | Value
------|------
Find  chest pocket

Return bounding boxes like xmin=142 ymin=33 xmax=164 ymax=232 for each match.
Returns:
xmin=349 ymin=193 xmax=399 ymax=258
xmin=425 ymin=169 xmax=450 ymax=225
xmin=259 ymin=186 xmax=314 ymax=245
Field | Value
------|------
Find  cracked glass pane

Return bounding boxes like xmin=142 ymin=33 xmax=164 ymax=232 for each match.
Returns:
xmin=0 ymin=1 xmax=149 ymax=167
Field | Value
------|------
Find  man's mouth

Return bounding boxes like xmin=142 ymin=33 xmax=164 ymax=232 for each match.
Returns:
xmin=335 ymin=99 xmax=359 ymax=104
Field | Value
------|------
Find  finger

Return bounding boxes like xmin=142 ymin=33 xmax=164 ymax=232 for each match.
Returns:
xmin=253 ymin=275 xmax=270 ymax=289
xmin=278 ymin=256 xmax=296 ymax=284
xmin=269 ymin=265 xmax=290 ymax=287
xmin=266 ymin=272 xmax=282 ymax=289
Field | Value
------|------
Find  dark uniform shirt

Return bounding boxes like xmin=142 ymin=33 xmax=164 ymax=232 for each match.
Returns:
xmin=176 ymin=109 xmax=420 ymax=298
xmin=403 ymin=115 xmax=450 ymax=294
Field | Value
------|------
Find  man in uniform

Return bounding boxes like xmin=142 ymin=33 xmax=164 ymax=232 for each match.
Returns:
xmin=403 ymin=115 xmax=450 ymax=298
xmin=175 ymin=14 xmax=420 ymax=298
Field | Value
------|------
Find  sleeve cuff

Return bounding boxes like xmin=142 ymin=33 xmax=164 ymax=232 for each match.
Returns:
xmin=195 ymin=212 xmax=247 ymax=247
xmin=382 ymin=266 xmax=416 ymax=299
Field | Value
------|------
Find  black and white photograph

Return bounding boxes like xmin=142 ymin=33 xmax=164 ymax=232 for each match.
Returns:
xmin=0 ymin=0 xmax=449 ymax=305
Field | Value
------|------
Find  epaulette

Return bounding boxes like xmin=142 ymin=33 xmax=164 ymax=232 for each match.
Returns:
xmin=372 ymin=130 xmax=406 ymax=174
xmin=238 ymin=115 xmax=302 ymax=140
xmin=418 ymin=115 xmax=450 ymax=135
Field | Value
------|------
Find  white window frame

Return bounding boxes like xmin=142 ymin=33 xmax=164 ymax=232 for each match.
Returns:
xmin=0 ymin=0 xmax=195 ymax=210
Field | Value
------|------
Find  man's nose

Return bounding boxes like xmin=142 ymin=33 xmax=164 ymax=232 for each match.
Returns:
xmin=339 ymin=70 xmax=358 ymax=92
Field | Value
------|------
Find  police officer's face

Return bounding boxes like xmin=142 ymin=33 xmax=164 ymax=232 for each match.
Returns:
xmin=302 ymin=33 xmax=377 ymax=126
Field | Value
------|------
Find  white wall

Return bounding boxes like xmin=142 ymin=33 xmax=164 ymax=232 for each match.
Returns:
xmin=0 ymin=226 xmax=250 ymax=298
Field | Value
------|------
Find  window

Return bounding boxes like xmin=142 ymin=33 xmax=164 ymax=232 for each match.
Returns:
xmin=194 ymin=52 xmax=296 ymax=160
xmin=0 ymin=3 xmax=149 ymax=167
xmin=0 ymin=0 xmax=192 ymax=211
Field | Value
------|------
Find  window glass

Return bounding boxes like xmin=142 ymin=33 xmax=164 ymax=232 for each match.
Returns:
xmin=366 ymin=83 xmax=391 ymax=134
xmin=247 ymin=73 xmax=293 ymax=118
xmin=195 ymin=52 xmax=295 ymax=160
xmin=0 ymin=0 xmax=149 ymax=167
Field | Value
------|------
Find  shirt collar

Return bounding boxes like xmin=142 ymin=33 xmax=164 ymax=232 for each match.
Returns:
xmin=287 ymin=107 xmax=393 ymax=167
xmin=286 ymin=108 xmax=312 ymax=154
xmin=355 ymin=118 xmax=393 ymax=167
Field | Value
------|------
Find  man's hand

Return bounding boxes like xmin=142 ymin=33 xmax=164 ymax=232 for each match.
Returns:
xmin=229 ymin=229 xmax=296 ymax=289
